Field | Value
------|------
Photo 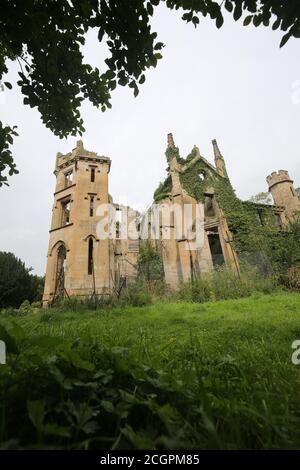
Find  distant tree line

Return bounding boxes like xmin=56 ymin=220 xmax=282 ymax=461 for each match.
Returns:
xmin=0 ymin=251 xmax=44 ymax=308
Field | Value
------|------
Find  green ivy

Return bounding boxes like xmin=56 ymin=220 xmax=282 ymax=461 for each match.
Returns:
xmin=153 ymin=175 xmax=172 ymax=202
xmin=165 ymin=146 xmax=180 ymax=163
xmin=153 ymin=144 xmax=300 ymax=276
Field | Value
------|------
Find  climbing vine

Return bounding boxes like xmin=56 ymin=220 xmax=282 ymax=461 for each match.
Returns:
xmin=153 ymin=175 xmax=172 ymax=203
xmin=165 ymin=146 xmax=179 ymax=163
xmin=153 ymin=145 xmax=300 ymax=276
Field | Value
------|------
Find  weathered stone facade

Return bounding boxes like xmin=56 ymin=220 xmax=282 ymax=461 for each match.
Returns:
xmin=42 ymin=135 xmax=300 ymax=306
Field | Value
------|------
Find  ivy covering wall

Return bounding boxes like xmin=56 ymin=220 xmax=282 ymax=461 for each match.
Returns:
xmin=153 ymin=175 xmax=172 ymax=203
xmin=153 ymin=145 xmax=300 ymax=277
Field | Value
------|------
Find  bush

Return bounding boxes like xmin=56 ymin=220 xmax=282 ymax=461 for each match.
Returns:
xmin=120 ymin=281 xmax=152 ymax=307
xmin=178 ymin=265 xmax=277 ymax=303
xmin=0 ymin=307 xmax=19 ymax=317
xmin=19 ymin=300 xmax=32 ymax=315
xmin=287 ymin=265 xmax=300 ymax=289
xmin=136 ymin=241 xmax=164 ymax=282
xmin=0 ymin=252 xmax=44 ymax=308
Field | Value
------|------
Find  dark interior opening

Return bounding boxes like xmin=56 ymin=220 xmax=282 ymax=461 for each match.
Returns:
xmin=208 ymin=232 xmax=224 ymax=267
xmin=204 ymin=195 xmax=215 ymax=217
xmin=91 ymin=168 xmax=95 ymax=183
xmin=56 ymin=244 xmax=66 ymax=295
xmin=90 ymin=196 xmax=94 ymax=217
xmin=257 ymin=209 xmax=264 ymax=226
xmin=88 ymin=238 xmax=93 ymax=275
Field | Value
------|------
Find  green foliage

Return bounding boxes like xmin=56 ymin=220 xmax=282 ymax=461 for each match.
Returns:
xmin=18 ymin=300 xmax=32 ymax=315
xmin=0 ymin=0 xmax=164 ymax=184
xmin=153 ymin=175 xmax=172 ymax=202
xmin=0 ymin=123 xmax=18 ymax=187
xmin=267 ymin=215 xmax=300 ymax=282
xmin=1 ymin=292 xmax=300 ymax=448
xmin=0 ymin=252 xmax=44 ymax=308
xmin=166 ymin=1 xmax=300 ymax=48
xmin=178 ymin=265 xmax=277 ymax=303
xmin=120 ymin=280 xmax=152 ymax=307
xmin=179 ymin=148 xmax=213 ymax=202
xmin=136 ymin=241 xmax=164 ymax=282
xmin=51 ymin=282 xmax=154 ymax=312
xmin=165 ymin=145 xmax=180 ymax=163
xmin=175 ymin=149 xmax=298 ymax=278
xmin=154 ymin=139 xmax=300 ymax=280
xmin=2 ymin=1 xmax=299 ymax=184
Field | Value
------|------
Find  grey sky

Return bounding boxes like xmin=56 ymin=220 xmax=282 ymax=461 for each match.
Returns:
xmin=0 ymin=5 xmax=299 ymax=275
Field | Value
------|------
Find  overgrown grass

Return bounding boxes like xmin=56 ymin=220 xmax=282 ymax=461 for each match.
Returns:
xmin=46 ymin=266 xmax=279 ymax=313
xmin=1 ymin=292 xmax=300 ymax=449
xmin=178 ymin=266 xmax=277 ymax=302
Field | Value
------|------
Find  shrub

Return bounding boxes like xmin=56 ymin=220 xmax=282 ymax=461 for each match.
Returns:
xmin=120 ymin=281 xmax=152 ymax=307
xmin=0 ymin=252 xmax=44 ymax=308
xmin=178 ymin=265 xmax=277 ymax=303
xmin=0 ymin=307 xmax=19 ymax=317
xmin=287 ymin=265 xmax=300 ymax=290
xmin=19 ymin=300 xmax=32 ymax=315
xmin=136 ymin=241 xmax=164 ymax=282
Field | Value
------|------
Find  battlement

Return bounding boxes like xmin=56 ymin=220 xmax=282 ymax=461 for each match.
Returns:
xmin=266 ymin=170 xmax=293 ymax=188
xmin=55 ymin=140 xmax=111 ymax=172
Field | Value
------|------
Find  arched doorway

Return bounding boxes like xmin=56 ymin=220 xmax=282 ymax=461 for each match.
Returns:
xmin=55 ymin=243 xmax=67 ymax=298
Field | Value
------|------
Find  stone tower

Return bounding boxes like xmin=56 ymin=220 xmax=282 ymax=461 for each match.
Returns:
xmin=266 ymin=170 xmax=300 ymax=222
xmin=42 ymin=140 xmax=112 ymax=306
xmin=212 ymin=139 xmax=227 ymax=177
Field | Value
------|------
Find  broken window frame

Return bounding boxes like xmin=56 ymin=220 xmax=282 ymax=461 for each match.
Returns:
xmin=204 ymin=194 xmax=215 ymax=217
xmin=116 ymin=208 xmax=122 ymax=239
xmin=64 ymin=170 xmax=73 ymax=188
xmin=198 ymin=171 xmax=206 ymax=181
xmin=61 ymin=197 xmax=71 ymax=226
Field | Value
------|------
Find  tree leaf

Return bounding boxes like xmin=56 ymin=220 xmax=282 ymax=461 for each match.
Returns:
xmin=280 ymin=31 xmax=291 ymax=48
xmin=243 ymin=16 xmax=253 ymax=27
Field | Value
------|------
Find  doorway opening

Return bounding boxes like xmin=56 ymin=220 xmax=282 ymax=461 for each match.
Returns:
xmin=207 ymin=230 xmax=224 ymax=267
xmin=55 ymin=244 xmax=67 ymax=297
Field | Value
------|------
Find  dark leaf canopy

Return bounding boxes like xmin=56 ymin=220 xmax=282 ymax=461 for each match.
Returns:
xmin=1 ymin=0 xmax=299 ymax=185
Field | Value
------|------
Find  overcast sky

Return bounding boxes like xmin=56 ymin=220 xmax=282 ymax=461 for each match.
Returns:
xmin=0 ymin=5 xmax=300 ymax=275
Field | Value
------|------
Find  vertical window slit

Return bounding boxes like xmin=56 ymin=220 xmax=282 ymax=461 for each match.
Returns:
xmin=91 ymin=168 xmax=95 ymax=182
xmin=88 ymin=238 xmax=93 ymax=275
xmin=90 ymin=196 xmax=94 ymax=217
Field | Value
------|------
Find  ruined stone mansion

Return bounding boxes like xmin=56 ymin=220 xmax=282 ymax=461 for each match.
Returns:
xmin=42 ymin=135 xmax=300 ymax=306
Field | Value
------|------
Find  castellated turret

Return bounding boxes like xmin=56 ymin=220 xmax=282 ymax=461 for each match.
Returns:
xmin=266 ymin=170 xmax=300 ymax=221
